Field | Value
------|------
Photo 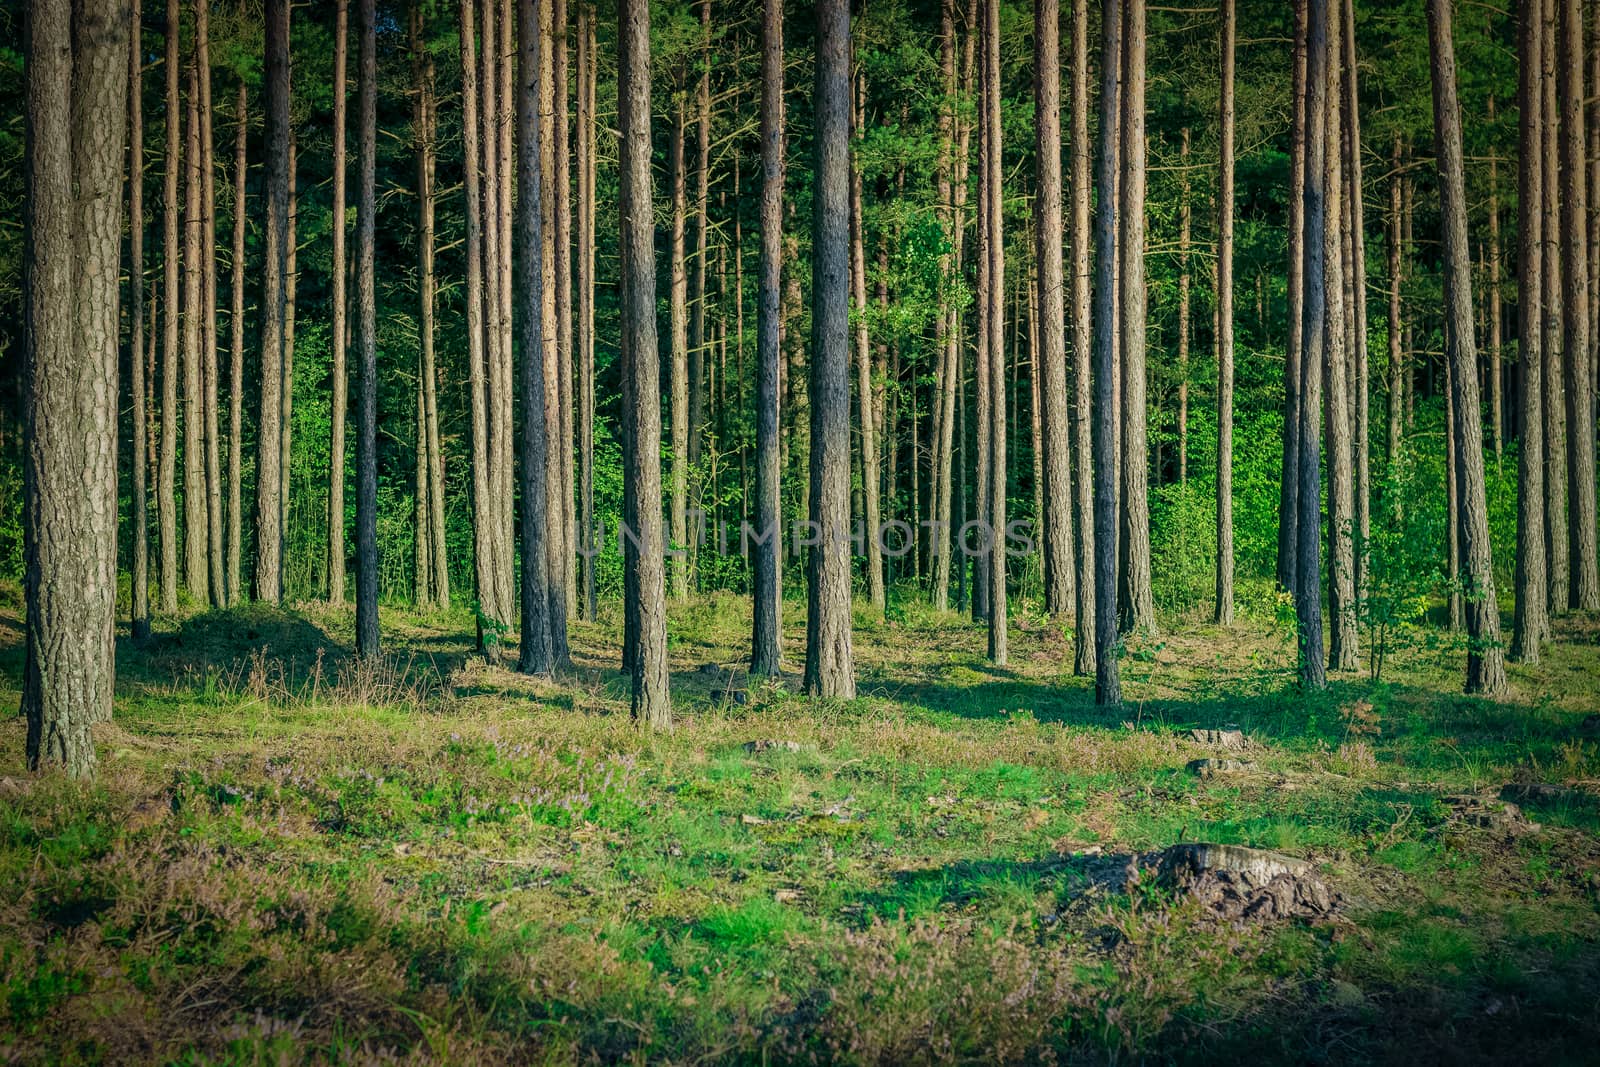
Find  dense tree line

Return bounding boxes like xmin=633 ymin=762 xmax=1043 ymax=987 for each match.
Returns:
xmin=11 ymin=0 xmax=1600 ymax=773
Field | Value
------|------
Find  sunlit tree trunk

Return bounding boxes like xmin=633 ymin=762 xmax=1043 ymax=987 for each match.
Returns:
xmin=1296 ymin=0 xmax=1329 ymax=690
xmin=1036 ymin=0 xmax=1073 ymax=620
xmin=327 ymin=0 xmax=348 ymax=605
xmin=850 ymin=70 xmax=884 ymax=615
xmin=669 ymin=103 xmax=690 ymax=600
xmin=354 ymin=0 xmax=378 ymax=656
xmin=1541 ymin=0 xmax=1569 ymax=614
xmin=198 ymin=0 xmax=222 ymax=607
xmin=1487 ymin=94 xmax=1504 ymax=464
xmin=1324 ymin=10 xmax=1357 ymax=672
xmin=129 ymin=0 xmax=150 ymax=638
xmin=1280 ymin=0 xmax=1309 ymax=595
xmin=1118 ymin=0 xmax=1154 ymax=637
xmin=751 ymin=0 xmax=783 ymax=675
xmin=577 ymin=3 xmax=597 ymax=622
xmin=1070 ymin=0 xmax=1095 ymax=674
xmin=1215 ymin=0 xmax=1235 ymax=625
xmin=254 ymin=0 xmax=289 ymax=604
xmin=160 ymin=0 xmax=180 ymax=611
xmin=23 ymin=0 xmax=128 ymax=776
xmin=1093 ymin=0 xmax=1124 ymax=706
xmin=1341 ymin=0 xmax=1369 ymax=604
xmin=551 ymin=0 xmax=574 ymax=652
xmin=227 ymin=80 xmax=245 ymax=605
xmin=1514 ymin=0 xmax=1549 ymax=662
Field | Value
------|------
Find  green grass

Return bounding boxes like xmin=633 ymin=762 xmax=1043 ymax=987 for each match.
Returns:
xmin=1 ymin=591 xmax=1598 ymax=1064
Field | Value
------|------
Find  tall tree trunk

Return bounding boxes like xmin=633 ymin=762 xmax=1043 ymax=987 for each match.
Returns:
xmin=496 ymin=0 xmax=516 ymax=621
xmin=1036 ymin=0 xmax=1073 ymax=620
xmin=1118 ymin=0 xmax=1154 ymax=637
xmin=198 ymin=0 xmax=222 ymax=607
xmin=1215 ymin=0 xmax=1235 ymax=625
xmin=552 ymin=0 xmax=574 ymax=652
xmin=328 ymin=0 xmax=348 ymax=604
xmin=1515 ymin=0 xmax=1549 ymax=662
xmin=354 ymin=0 xmax=378 ymax=656
xmin=1296 ymin=0 xmax=1329 ymax=690
xmin=281 ymin=135 xmax=297 ymax=582
xmin=411 ymin=0 xmax=436 ymax=610
xmin=1324 ymin=11 xmax=1357 ymax=671
xmin=972 ymin=37 xmax=991 ymax=627
xmin=851 ymin=72 xmax=884 ymax=615
xmin=159 ymin=0 xmax=180 ymax=611
xmin=226 ymin=79 xmax=244 ymax=605
xmin=984 ymin=0 xmax=1007 ymax=664
xmin=1446 ymin=367 xmax=1464 ymax=628
xmin=1070 ymin=0 xmax=1095 ymax=674
xmin=23 ymin=0 xmax=128 ymax=776
xmin=619 ymin=0 xmax=671 ymax=725
xmin=1386 ymin=134 xmax=1403 ymax=477
xmin=931 ymin=0 xmax=958 ymax=612
xmin=254 ymin=0 xmax=289 ymax=604
xmin=1542 ymin=0 xmax=1569 ymax=614
xmin=805 ymin=0 xmax=857 ymax=700
xmin=517 ymin=0 xmax=553 ymax=675
xmin=752 ymin=0 xmax=784 ymax=676
xmin=1093 ymin=0 xmax=1124 ymax=706
xmin=1342 ymin=0 xmax=1370 ymax=603
xmin=1560 ymin=0 xmax=1600 ymax=609
xmin=669 ymin=104 xmax=690 ymax=600
xmin=129 ymin=0 xmax=150 ymax=638
xmin=689 ymin=0 xmax=710 ymax=475
xmin=1487 ymin=94 xmax=1504 ymax=464
xmin=577 ymin=3 xmax=597 ymax=622
xmin=1280 ymin=0 xmax=1309 ymax=594
xmin=1427 ymin=0 xmax=1509 ymax=695
xmin=1177 ymin=128 xmax=1191 ymax=487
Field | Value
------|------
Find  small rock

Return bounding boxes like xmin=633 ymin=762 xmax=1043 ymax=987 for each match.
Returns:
xmin=743 ymin=739 xmax=802 ymax=754
xmin=1187 ymin=728 xmax=1247 ymax=750
xmin=1187 ymin=758 xmax=1255 ymax=779
xmin=740 ymin=813 xmax=768 ymax=826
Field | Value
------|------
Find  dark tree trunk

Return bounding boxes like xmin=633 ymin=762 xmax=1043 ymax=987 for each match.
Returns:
xmin=1280 ymin=0 xmax=1309 ymax=594
xmin=551 ymin=0 xmax=574 ymax=655
xmin=751 ymin=0 xmax=784 ymax=677
xmin=1386 ymin=134 xmax=1403 ymax=478
xmin=1427 ymin=0 xmax=1509 ymax=695
xmin=517 ymin=0 xmax=553 ymax=675
xmin=1541 ymin=0 xmax=1568 ymax=614
xmin=983 ymin=0 xmax=1007 ymax=664
xmin=254 ymin=0 xmax=289 ymax=604
xmin=577 ymin=3 xmax=597 ymax=622
xmin=1487 ymin=94 xmax=1503 ymax=464
xmin=1296 ymin=0 xmax=1329 ymax=690
xmin=353 ymin=0 xmax=378 ymax=656
xmin=23 ymin=0 xmax=128 ymax=776
xmin=129 ymin=0 xmax=150 ymax=638
xmin=1342 ymin=0 xmax=1370 ymax=604
xmin=805 ymin=0 xmax=857 ymax=700
xmin=619 ymin=0 xmax=671 ymax=725
xmin=328 ymin=0 xmax=348 ymax=604
xmin=227 ymin=79 xmax=244 ymax=605
xmin=1093 ymin=0 xmax=1124 ymax=706
xmin=198 ymin=0 xmax=222 ymax=607
xmin=159 ymin=0 xmax=179 ymax=611
xmin=1324 ymin=16 xmax=1357 ymax=672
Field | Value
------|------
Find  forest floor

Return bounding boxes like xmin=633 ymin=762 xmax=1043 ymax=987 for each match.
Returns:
xmin=1 ymin=585 xmax=1599 ymax=1064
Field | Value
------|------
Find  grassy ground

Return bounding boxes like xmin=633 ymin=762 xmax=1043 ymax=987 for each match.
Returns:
xmin=2 ymin=585 xmax=1599 ymax=1064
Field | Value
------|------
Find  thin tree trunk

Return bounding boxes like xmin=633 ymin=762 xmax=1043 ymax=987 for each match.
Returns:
xmin=1386 ymin=134 xmax=1403 ymax=477
xmin=851 ymin=72 xmax=884 ymax=615
xmin=805 ymin=0 xmax=857 ymax=700
xmin=1515 ymin=0 xmax=1549 ymax=662
xmin=689 ymin=0 xmax=710 ymax=475
xmin=198 ymin=0 xmax=222 ymax=607
xmin=619 ymin=0 xmax=671 ymax=725
xmin=1296 ymin=0 xmax=1329 ymax=690
xmin=1428 ymin=0 xmax=1509 ymax=695
xmin=254 ymin=0 xmax=289 ymax=604
xmin=129 ymin=0 xmax=150 ymax=637
xmin=1560 ymin=0 xmax=1600 ymax=609
xmin=577 ymin=3 xmax=597 ymax=622
xmin=354 ymin=0 xmax=378 ymax=656
xmin=1280 ymin=0 xmax=1309 ymax=594
xmin=226 ymin=79 xmax=244 ymax=605
xmin=23 ymin=0 xmax=127 ymax=775
xmin=1446 ymin=367 xmax=1464 ymax=628
xmin=1093 ymin=0 xmax=1124 ymax=706
xmin=496 ymin=0 xmax=516 ymax=620
xmin=1177 ymin=127 xmax=1190 ymax=487
xmin=1036 ymin=0 xmax=1073 ymax=620
xmin=1542 ymin=0 xmax=1569 ymax=614
xmin=411 ymin=0 xmax=436 ymax=610
xmin=669 ymin=104 xmax=690 ymax=600
xmin=328 ymin=0 xmax=348 ymax=604
xmin=281 ymin=134 xmax=296 ymax=580
xmin=422 ymin=47 xmax=447 ymax=611
xmin=931 ymin=0 xmax=959 ymax=613
xmin=1324 ymin=12 xmax=1357 ymax=671
xmin=972 ymin=35 xmax=991 ymax=627
xmin=552 ymin=0 xmax=574 ymax=651
xmin=984 ymin=0 xmax=1007 ymax=664
xmin=752 ymin=0 xmax=785 ymax=676
xmin=1070 ymin=0 xmax=1095 ymax=674
xmin=1215 ymin=0 xmax=1235 ymax=625
xmin=160 ymin=0 xmax=180 ymax=611
xmin=1342 ymin=0 xmax=1369 ymax=603
xmin=1119 ymin=0 xmax=1153 ymax=637
xmin=517 ymin=0 xmax=553 ymax=675
xmin=1487 ymin=94 xmax=1504 ymax=464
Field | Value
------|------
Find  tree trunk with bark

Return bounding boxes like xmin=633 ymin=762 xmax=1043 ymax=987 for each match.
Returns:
xmin=1280 ymin=0 xmax=1309 ymax=595
xmin=254 ymin=0 xmax=289 ymax=604
xmin=354 ymin=0 xmax=378 ymax=657
xmin=669 ymin=104 xmax=690 ymax=601
xmin=1324 ymin=9 xmax=1358 ymax=672
xmin=226 ymin=79 xmax=244 ymax=604
xmin=752 ymin=0 xmax=783 ymax=676
xmin=1119 ymin=0 xmax=1154 ymax=637
xmin=1541 ymin=0 xmax=1568 ymax=615
xmin=198 ymin=0 xmax=222 ymax=607
xmin=1215 ymin=0 xmax=1236 ymax=625
xmin=23 ymin=0 xmax=127 ymax=776
xmin=159 ymin=0 xmax=180 ymax=612
xmin=129 ymin=0 xmax=150 ymax=637
xmin=1093 ymin=0 xmax=1124 ymax=706
xmin=619 ymin=0 xmax=671 ymax=725
xmin=1296 ymin=0 xmax=1329 ymax=690
xmin=1514 ymin=0 xmax=1549 ymax=662
xmin=1427 ymin=0 xmax=1509 ymax=695
xmin=328 ymin=0 xmax=348 ymax=604
xmin=805 ymin=0 xmax=857 ymax=700
xmin=1070 ymin=0 xmax=1096 ymax=675
xmin=1036 ymin=0 xmax=1073 ymax=621
xmin=983 ymin=0 xmax=1007 ymax=664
